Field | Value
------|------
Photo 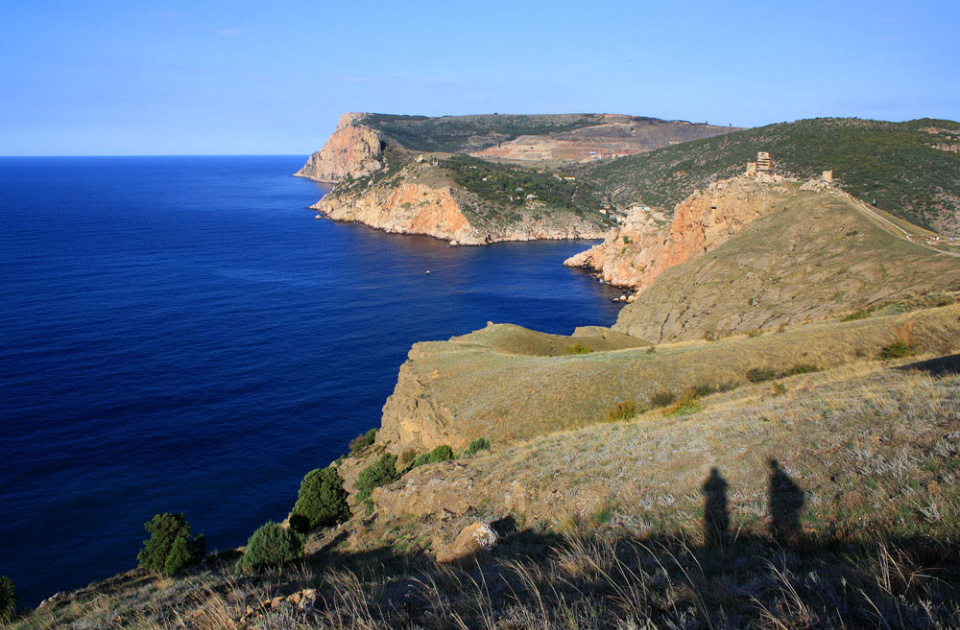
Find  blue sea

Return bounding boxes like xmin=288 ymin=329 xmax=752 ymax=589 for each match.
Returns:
xmin=0 ymin=156 xmax=623 ymax=607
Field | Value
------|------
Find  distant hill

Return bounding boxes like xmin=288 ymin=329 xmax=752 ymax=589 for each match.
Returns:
xmin=359 ymin=112 xmax=737 ymax=159
xmin=583 ymin=117 xmax=960 ymax=236
xmin=296 ymin=112 xmax=736 ymax=244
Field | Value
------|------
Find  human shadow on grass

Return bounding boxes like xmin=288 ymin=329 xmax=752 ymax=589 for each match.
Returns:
xmin=701 ymin=467 xmax=730 ymax=548
xmin=898 ymin=352 xmax=960 ymax=376
xmin=767 ymin=458 xmax=805 ymax=546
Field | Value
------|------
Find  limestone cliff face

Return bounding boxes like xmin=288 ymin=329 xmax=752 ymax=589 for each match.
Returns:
xmin=314 ymin=160 xmax=607 ymax=245
xmin=565 ymin=176 xmax=787 ymax=292
xmin=294 ymin=113 xmax=383 ymax=182
xmin=314 ymin=177 xmax=478 ymax=244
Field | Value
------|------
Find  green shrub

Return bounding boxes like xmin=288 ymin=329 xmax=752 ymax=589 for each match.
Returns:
xmin=137 ymin=513 xmax=205 ymax=576
xmin=606 ymin=401 xmax=638 ymax=423
xmin=746 ymin=367 xmax=777 ymax=383
xmin=290 ymin=466 xmax=350 ymax=533
xmin=412 ymin=445 xmax=456 ymax=469
xmin=412 ymin=452 xmax=432 ymax=468
xmin=401 ymin=449 xmax=417 ymax=465
xmin=356 ymin=454 xmax=400 ymax=501
xmin=428 ymin=445 xmax=454 ymax=462
xmin=668 ymin=389 xmax=703 ymax=417
xmin=567 ymin=342 xmax=591 ymax=355
xmin=0 ymin=576 xmax=15 ymax=623
xmin=879 ymin=341 xmax=913 ymax=359
xmin=780 ymin=363 xmax=820 ymax=377
xmin=349 ymin=428 xmax=379 ymax=456
xmin=236 ymin=521 xmax=303 ymax=572
xmin=462 ymin=437 xmax=491 ymax=457
xmin=841 ymin=309 xmax=870 ymax=321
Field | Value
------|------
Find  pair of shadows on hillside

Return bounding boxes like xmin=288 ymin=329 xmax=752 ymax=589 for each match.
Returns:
xmin=701 ymin=459 xmax=804 ymax=547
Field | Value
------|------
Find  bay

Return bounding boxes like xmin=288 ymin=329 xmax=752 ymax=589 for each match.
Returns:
xmin=0 ymin=156 xmax=623 ymax=606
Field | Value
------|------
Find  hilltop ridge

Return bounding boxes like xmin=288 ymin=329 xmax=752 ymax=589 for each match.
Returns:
xmin=582 ymin=117 xmax=960 ymax=236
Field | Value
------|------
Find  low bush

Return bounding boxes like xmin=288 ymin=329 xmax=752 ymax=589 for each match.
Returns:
xmin=349 ymin=428 xmax=379 ymax=456
xmin=356 ymin=454 xmax=400 ymax=501
xmin=746 ymin=367 xmax=777 ymax=383
xmin=0 ymin=576 xmax=15 ymax=623
xmin=649 ymin=391 xmax=676 ymax=408
xmin=567 ymin=342 xmax=591 ymax=355
xmin=780 ymin=363 xmax=820 ymax=377
xmin=606 ymin=401 xmax=638 ymax=423
xmin=879 ymin=341 xmax=913 ymax=359
xmin=290 ymin=466 xmax=350 ymax=533
xmin=236 ymin=522 xmax=303 ymax=572
xmin=841 ymin=309 xmax=871 ymax=321
xmin=412 ymin=445 xmax=455 ymax=468
xmin=668 ymin=389 xmax=703 ymax=417
xmin=747 ymin=364 xmax=820 ymax=383
xmin=137 ymin=513 xmax=205 ymax=576
xmin=462 ymin=437 xmax=491 ymax=458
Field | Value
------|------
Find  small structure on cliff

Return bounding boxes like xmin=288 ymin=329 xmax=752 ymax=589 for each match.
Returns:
xmin=746 ymin=152 xmax=777 ymax=182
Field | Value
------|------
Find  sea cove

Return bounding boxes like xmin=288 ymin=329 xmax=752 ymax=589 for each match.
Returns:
xmin=0 ymin=156 xmax=624 ymax=607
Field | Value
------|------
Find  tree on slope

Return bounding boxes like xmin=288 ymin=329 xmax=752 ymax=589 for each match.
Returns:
xmin=137 ymin=512 xmax=206 ymax=576
xmin=290 ymin=466 xmax=351 ymax=533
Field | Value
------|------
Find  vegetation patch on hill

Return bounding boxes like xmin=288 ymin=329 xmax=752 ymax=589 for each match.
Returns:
xmin=583 ymin=117 xmax=960 ymax=235
xmin=360 ymin=113 xmax=609 ymax=153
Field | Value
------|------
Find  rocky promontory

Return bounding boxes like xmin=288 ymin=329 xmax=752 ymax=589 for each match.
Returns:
xmin=564 ymin=175 xmax=791 ymax=291
xmin=294 ymin=112 xmax=743 ymax=245
xmin=312 ymin=157 xmax=609 ymax=245
xmin=294 ymin=112 xmax=384 ymax=183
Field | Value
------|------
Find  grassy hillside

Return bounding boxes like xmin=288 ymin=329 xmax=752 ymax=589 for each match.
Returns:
xmin=374 ymin=302 xmax=960 ymax=457
xmin=15 ymin=312 xmax=960 ymax=629
xmin=614 ymin=183 xmax=960 ymax=342
xmin=583 ymin=117 xmax=960 ymax=235
xmin=439 ymin=154 xmax=604 ymax=217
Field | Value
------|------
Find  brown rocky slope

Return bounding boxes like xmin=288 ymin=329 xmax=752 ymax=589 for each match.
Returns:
xmin=564 ymin=175 xmax=790 ymax=291
xmin=294 ymin=112 xmax=384 ymax=182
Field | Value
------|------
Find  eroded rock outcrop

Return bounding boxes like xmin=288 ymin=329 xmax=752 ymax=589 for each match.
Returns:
xmin=313 ymin=160 xmax=608 ymax=245
xmin=565 ymin=176 xmax=790 ymax=291
xmin=294 ymin=113 xmax=384 ymax=182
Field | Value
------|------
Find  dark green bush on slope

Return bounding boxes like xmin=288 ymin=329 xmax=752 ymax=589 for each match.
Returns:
xmin=356 ymin=454 xmax=400 ymax=502
xmin=236 ymin=522 xmax=303 ymax=572
xmin=0 ymin=576 xmax=16 ymax=623
xmin=290 ymin=466 xmax=350 ymax=533
xmin=136 ymin=513 xmax=205 ymax=576
xmin=411 ymin=444 xmax=455 ymax=469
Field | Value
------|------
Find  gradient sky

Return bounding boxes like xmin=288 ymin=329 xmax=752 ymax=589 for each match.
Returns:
xmin=2 ymin=0 xmax=958 ymax=155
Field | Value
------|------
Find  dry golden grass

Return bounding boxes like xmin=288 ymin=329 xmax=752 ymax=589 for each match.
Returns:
xmin=379 ymin=302 xmax=960 ymax=453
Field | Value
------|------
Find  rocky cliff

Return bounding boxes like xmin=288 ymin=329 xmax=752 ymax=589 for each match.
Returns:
xmin=294 ymin=112 xmax=384 ymax=182
xmin=612 ymin=184 xmax=960 ymax=343
xmin=564 ymin=176 xmax=789 ymax=291
xmin=313 ymin=158 xmax=610 ymax=245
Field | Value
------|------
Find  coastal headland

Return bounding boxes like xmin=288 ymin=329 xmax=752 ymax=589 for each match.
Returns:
xmin=14 ymin=112 xmax=960 ymax=628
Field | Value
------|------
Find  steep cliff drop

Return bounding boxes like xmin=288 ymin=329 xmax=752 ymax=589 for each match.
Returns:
xmin=564 ymin=176 xmax=787 ymax=292
xmin=298 ymin=114 xmax=612 ymax=245
xmin=294 ymin=112 xmax=384 ymax=183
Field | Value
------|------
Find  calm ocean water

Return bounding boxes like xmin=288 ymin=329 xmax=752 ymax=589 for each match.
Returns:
xmin=0 ymin=156 xmax=623 ymax=607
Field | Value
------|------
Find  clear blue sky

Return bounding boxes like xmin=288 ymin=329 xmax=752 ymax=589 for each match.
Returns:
xmin=2 ymin=0 xmax=958 ymax=155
